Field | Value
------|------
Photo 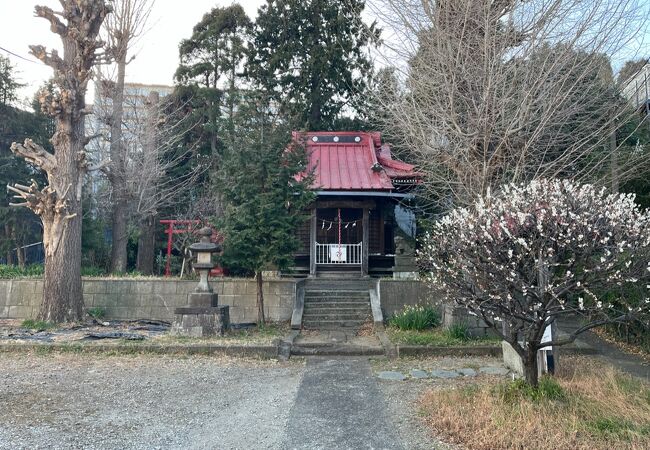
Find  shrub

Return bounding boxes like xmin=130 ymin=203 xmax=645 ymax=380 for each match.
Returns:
xmin=389 ymin=305 xmax=440 ymax=330
xmin=445 ymin=322 xmax=470 ymax=341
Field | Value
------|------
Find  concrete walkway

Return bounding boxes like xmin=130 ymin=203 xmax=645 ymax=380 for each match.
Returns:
xmin=559 ymin=318 xmax=650 ymax=380
xmin=576 ymin=331 xmax=650 ymax=380
xmin=281 ymin=357 xmax=406 ymax=450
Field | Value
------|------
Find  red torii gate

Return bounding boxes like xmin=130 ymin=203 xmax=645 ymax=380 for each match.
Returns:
xmin=160 ymin=220 xmax=223 ymax=277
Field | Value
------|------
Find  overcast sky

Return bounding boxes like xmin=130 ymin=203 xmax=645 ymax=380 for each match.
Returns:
xmin=0 ymin=0 xmax=266 ymax=106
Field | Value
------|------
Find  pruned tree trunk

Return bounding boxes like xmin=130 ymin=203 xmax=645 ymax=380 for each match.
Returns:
xmin=8 ymin=1 xmax=111 ymax=322
xmin=136 ymin=215 xmax=156 ymax=274
xmin=109 ymin=55 xmax=128 ymax=273
xmin=256 ymin=270 xmax=266 ymax=324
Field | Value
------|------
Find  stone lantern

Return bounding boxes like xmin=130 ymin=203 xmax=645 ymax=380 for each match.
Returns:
xmin=171 ymin=227 xmax=229 ymax=337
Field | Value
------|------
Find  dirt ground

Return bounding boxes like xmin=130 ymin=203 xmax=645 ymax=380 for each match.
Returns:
xmin=0 ymin=353 xmax=304 ymax=449
xmin=0 ymin=351 xmax=516 ymax=449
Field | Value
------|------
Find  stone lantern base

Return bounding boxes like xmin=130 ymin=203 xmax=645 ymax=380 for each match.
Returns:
xmin=171 ymin=306 xmax=230 ymax=337
xmin=171 ymin=291 xmax=230 ymax=337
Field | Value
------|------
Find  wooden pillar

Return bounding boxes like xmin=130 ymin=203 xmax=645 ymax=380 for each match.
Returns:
xmin=309 ymin=208 xmax=317 ymax=277
xmin=362 ymin=208 xmax=369 ymax=277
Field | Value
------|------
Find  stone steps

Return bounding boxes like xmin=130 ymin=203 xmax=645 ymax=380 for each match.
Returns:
xmin=302 ymin=319 xmax=370 ymax=329
xmin=304 ymin=303 xmax=370 ymax=311
xmin=303 ymin=310 xmax=371 ymax=321
xmin=304 ymin=290 xmax=370 ymax=298
xmin=304 ymin=279 xmax=374 ymax=290
xmin=304 ymin=297 xmax=370 ymax=304
xmin=301 ymin=279 xmax=373 ymax=330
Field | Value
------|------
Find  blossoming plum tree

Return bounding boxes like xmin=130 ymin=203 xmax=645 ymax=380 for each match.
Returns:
xmin=420 ymin=179 xmax=650 ymax=386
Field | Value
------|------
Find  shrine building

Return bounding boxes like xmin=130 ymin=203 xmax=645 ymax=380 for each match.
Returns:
xmin=291 ymin=131 xmax=421 ymax=278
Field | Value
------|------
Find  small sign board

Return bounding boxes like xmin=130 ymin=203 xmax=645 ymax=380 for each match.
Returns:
xmin=330 ymin=245 xmax=347 ymax=262
xmin=540 ymin=325 xmax=553 ymax=350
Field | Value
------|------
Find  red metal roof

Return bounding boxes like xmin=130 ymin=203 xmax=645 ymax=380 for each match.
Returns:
xmin=294 ymin=131 xmax=420 ymax=191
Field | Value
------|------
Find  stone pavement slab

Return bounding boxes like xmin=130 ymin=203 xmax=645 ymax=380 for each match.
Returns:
xmin=379 ymin=371 xmax=408 ymax=381
xmin=410 ymin=369 xmax=429 ymax=379
xmin=430 ymin=369 xmax=460 ymax=379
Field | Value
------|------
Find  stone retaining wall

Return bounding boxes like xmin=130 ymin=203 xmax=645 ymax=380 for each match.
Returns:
xmin=0 ymin=278 xmax=296 ymax=324
xmin=1 ymin=278 xmax=451 ymax=327
xmin=378 ymin=280 xmax=437 ymax=319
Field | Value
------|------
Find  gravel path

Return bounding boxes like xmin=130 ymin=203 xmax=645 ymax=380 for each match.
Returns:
xmin=0 ymin=353 xmax=457 ymax=449
xmin=0 ymin=354 xmax=304 ymax=449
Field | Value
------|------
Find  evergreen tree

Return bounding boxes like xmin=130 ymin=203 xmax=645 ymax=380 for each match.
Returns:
xmin=216 ymin=92 xmax=314 ymax=323
xmin=0 ymin=64 xmax=50 ymax=266
xmin=175 ymin=4 xmax=252 ymax=162
xmin=0 ymin=56 xmax=22 ymax=106
xmin=248 ymin=0 xmax=379 ymax=131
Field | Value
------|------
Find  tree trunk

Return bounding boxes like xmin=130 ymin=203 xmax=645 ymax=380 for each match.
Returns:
xmin=9 ymin=0 xmax=109 ymax=322
xmin=523 ymin=348 xmax=540 ymax=387
xmin=9 ymin=225 xmax=25 ymax=268
xmin=610 ymin=128 xmax=619 ymax=193
xmin=4 ymin=223 xmax=14 ymax=265
xmin=136 ymin=215 xmax=156 ymax=275
xmin=109 ymin=53 xmax=128 ymax=273
xmin=16 ymin=244 xmax=25 ymax=269
xmin=110 ymin=198 xmax=129 ymax=273
xmin=256 ymin=270 xmax=265 ymax=324
xmin=39 ymin=211 xmax=83 ymax=322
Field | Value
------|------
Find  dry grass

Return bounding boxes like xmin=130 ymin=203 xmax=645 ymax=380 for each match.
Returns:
xmin=419 ymin=357 xmax=650 ymax=450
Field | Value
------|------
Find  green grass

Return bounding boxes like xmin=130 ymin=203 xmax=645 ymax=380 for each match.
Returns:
xmin=0 ymin=264 xmax=155 ymax=279
xmin=20 ymin=319 xmax=55 ymax=331
xmin=387 ymin=326 xmax=500 ymax=346
xmin=389 ymin=305 xmax=441 ymax=331
xmin=0 ymin=264 xmax=44 ymax=278
xmin=496 ymin=376 xmax=566 ymax=403
xmin=86 ymin=307 xmax=106 ymax=320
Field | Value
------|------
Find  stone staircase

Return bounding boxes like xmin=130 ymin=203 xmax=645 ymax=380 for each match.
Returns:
xmin=302 ymin=279 xmax=373 ymax=330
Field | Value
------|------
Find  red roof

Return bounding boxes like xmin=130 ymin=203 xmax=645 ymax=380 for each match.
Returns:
xmin=294 ymin=131 xmax=420 ymax=191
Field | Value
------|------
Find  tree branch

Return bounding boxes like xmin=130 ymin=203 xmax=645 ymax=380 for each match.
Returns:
xmin=29 ymin=45 xmax=65 ymax=72
xmin=10 ymin=139 xmax=56 ymax=175
xmin=34 ymin=5 xmax=68 ymax=36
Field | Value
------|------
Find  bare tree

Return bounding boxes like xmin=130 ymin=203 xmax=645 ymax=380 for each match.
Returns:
xmin=370 ymin=0 xmax=650 ymax=208
xmin=125 ymin=91 xmax=208 ymax=273
xmin=9 ymin=1 xmax=111 ymax=322
xmin=87 ymin=87 xmax=208 ymax=274
xmin=102 ymin=0 xmax=154 ymax=273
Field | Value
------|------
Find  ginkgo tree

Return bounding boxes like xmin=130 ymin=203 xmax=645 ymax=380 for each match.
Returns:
xmin=420 ymin=179 xmax=650 ymax=387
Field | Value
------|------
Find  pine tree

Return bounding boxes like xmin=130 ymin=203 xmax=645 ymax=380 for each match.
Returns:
xmin=216 ymin=92 xmax=314 ymax=324
xmin=175 ymin=4 xmax=252 ymax=162
xmin=248 ymin=0 xmax=379 ymax=131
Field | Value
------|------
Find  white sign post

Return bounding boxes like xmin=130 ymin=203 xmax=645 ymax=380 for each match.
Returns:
xmin=538 ymin=324 xmax=554 ymax=375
